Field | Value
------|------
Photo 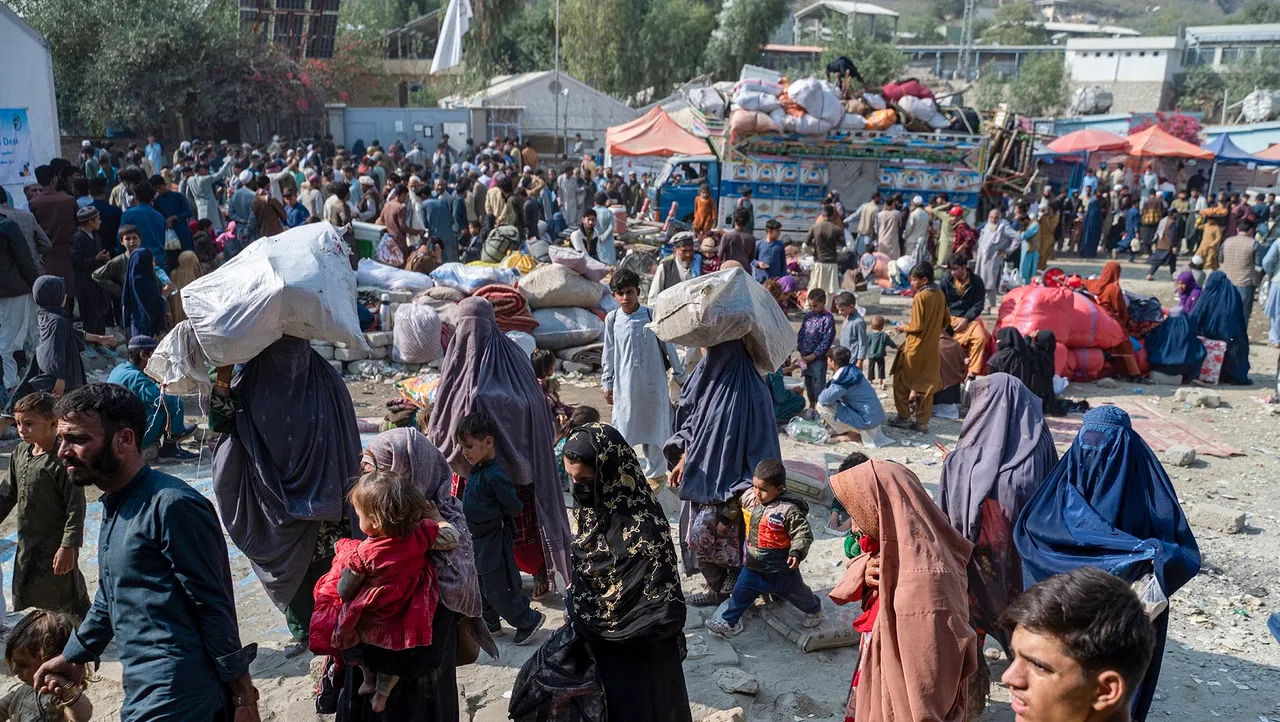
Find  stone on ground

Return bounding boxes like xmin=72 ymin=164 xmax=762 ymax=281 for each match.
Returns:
xmin=1148 ymin=370 xmax=1181 ymax=385
xmin=1164 ymin=444 xmax=1196 ymax=467
xmin=713 ymin=668 xmax=759 ymax=695
xmin=1189 ymin=503 xmax=1246 ymax=534
xmin=698 ymin=706 xmax=746 ymax=722
xmin=1174 ymin=387 xmax=1222 ymax=408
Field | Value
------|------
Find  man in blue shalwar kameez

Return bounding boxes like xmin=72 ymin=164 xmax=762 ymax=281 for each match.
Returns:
xmin=107 ymin=336 xmax=195 ymax=460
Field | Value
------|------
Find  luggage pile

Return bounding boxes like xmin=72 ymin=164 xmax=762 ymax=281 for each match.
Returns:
xmin=996 ymin=285 xmax=1126 ymax=382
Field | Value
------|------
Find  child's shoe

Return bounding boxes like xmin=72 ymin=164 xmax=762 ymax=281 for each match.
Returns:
xmin=802 ymin=612 xmax=822 ymax=628
xmin=705 ymin=617 xmax=742 ymax=638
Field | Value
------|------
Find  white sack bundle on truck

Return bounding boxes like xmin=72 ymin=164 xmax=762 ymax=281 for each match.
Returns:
xmin=147 ymin=222 xmax=365 ymax=394
xmin=649 ymin=267 xmax=795 ymax=375
xmin=732 ymin=79 xmax=784 ymax=113
xmin=787 ymin=79 xmax=845 ymax=127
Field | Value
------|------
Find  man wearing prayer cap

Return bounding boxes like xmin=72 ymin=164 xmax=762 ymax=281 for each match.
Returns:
xmin=226 ymin=169 xmax=258 ymax=258
xmin=106 ymin=335 xmax=197 ymax=459
xmin=648 ymin=231 xmax=701 ymax=306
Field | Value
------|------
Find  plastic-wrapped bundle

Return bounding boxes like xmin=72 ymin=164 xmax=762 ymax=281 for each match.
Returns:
xmin=429 ymin=262 xmax=519 ymax=294
xmin=1068 ymin=87 xmax=1115 ymax=116
xmin=530 ymin=308 xmax=605 ymax=350
xmin=392 ymin=303 xmax=443 ymax=364
xmin=787 ymin=78 xmax=845 ymax=126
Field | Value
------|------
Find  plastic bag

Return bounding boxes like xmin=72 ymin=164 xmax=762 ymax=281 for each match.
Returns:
xmin=786 ymin=418 xmax=830 ymax=445
xmin=650 ymin=267 xmax=796 ymax=375
xmin=430 ymin=262 xmax=519 ymax=294
xmin=501 ymin=252 xmax=538 ymax=274
xmin=392 ymin=303 xmax=443 ymax=364
xmin=864 ymin=109 xmax=897 ymax=131
xmin=357 ymin=257 xmax=435 ymax=292
xmin=787 ymin=78 xmax=845 ymax=126
xmin=396 ymin=373 xmax=440 ymax=409
xmin=898 ymin=95 xmax=938 ymax=124
xmin=145 ymin=321 xmax=211 ymax=396
xmin=374 ymin=233 xmax=405 ymax=267
xmin=506 ymin=330 xmax=538 ymax=357
xmin=162 ymin=222 xmax=365 ymax=372
xmin=164 ymin=227 xmax=181 ymax=251
xmin=530 ymin=307 xmax=605 ymax=350
xmin=518 ymin=264 xmax=606 ymax=309
xmin=1130 ymin=573 xmax=1168 ymax=620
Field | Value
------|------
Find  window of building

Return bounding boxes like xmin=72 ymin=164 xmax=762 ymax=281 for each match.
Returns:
xmin=1107 ymin=51 xmax=1115 ymax=57
xmin=1221 ymin=46 xmax=1244 ymax=64
xmin=1138 ymin=51 xmax=1146 ymax=56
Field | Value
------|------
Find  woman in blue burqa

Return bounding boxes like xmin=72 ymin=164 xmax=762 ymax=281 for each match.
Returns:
xmin=1191 ymin=270 xmax=1251 ymax=385
xmin=210 ymin=336 xmax=363 ymax=657
xmin=1014 ymin=405 xmax=1200 ymax=721
xmin=1077 ymin=186 xmax=1103 ymax=258
xmin=665 ymin=339 xmax=780 ymax=606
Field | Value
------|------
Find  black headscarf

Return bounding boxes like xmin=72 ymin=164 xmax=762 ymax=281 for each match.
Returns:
xmin=563 ymin=423 xmax=684 ymax=644
xmin=989 ymin=327 xmax=1052 ymax=407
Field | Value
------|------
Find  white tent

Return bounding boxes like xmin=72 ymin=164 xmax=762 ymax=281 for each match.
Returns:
xmin=0 ymin=1 xmax=60 ymax=209
xmin=441 ymin=71 xmax=637 ymax=153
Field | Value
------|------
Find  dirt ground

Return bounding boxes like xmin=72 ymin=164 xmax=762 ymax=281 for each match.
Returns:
xmin=2 ymin=257 xmax=1279 ymax=721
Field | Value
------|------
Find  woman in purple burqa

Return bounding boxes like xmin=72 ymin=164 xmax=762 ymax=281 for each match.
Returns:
xmin=427 ymin=297 xmax=572 ymax=594
xmin=664 ymin=339 xmax=781 ymax=606
xmin=936 ymin=372 xmax=1058 ymax=654
xmin=211 ymin=335 xmax=362 ymax=654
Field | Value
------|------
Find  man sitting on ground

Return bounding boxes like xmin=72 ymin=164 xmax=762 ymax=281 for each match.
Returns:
xmin=940 ymin=253 xmax=990 ymax=379
xmin=1000 ymin=566 xmax=1156 ymax=722
xmin=106 ymin=336 xmax=196 ymax=460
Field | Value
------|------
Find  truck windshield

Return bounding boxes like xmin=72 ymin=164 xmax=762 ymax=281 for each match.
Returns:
xmin=655 ymin=160 xmax=676 ymax=188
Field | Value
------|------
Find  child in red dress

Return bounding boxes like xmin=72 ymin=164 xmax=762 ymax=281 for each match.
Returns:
xmin=310 ymin=470 xmax=459 ymax=712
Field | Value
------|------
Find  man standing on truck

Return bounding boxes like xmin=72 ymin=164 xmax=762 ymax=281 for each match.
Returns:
xmin=806 ymin=204 xmax=844 ymax=308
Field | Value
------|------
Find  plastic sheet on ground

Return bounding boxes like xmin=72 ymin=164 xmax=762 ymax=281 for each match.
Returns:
xmin=650 ymin=267 xmax=795 ymax=375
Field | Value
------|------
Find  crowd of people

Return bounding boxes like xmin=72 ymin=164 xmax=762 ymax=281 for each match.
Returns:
xmin=0 ymin=129 xmax=1264 ymax=722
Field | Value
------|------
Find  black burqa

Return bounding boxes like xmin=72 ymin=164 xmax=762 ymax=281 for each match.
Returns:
xmin=512 ymin=424 xmax=690 ymax=722
xmin=212 ymin=336 xmax=362 ymax=608
xmin=5 ymin=276 xmax=85 ymax=414
xmin=989 ymin=327 xmax=1054 ymax=413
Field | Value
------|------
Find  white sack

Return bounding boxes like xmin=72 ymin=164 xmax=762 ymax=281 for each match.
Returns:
xmin=788 ymin=79 xmax=845 ymax=126
xmin=506 ymin=330 xmax=538 ymax=357
xmin=429 ymin=262 xmax=519 ymax=294
xmin=517 ymin=264 xmax=606 ymax=309
xmin=733 ymin=90 xmax=782 ymax=113
xmin=530 ymin=307 xmax=605 ymax=350
xmin=838 ymin=113 xmax=867 ymax=132
xmin=548 ymin=245 xmax=609 ymax=281
xmin=649 ymin=267 xmax=795 ymax=374
xmin=356 ymin=257 xmax=435 ymax=292
xmin=392 ymin=303 xmax=443 ymax=364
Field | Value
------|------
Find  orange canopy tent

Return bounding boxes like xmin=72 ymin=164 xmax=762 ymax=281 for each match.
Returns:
xmin=1123 ymin=126 xmax=1213 ymax=160
xmin=606 ymin=106 xmax=710 ymax=158
xmin=1257 ymin=144 xmax=1280 ymax=162
xmin=1045 ymin=128 xmax=1130 ymax=154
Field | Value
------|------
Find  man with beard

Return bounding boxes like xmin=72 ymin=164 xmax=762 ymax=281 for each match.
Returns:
xmin=34 ymin=383 xmax=261 ymax=722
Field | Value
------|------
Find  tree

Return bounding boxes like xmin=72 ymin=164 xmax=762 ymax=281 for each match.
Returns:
xmin=973 ymin=63 xmax=1005 ymax=110
xmin=1221 ymin=53 xmax=1280 ymax=116
xmin=1131 ymin=112 xmax=1203 ymax=145
xmin=1233 ymin=0 xmax=1280 ymax=24
xmin=815 ymin=33 xmax=907 ymax=88
xmin=979 ymin=2 xmax=1046 ymax=46
xmin=638 ymin=0 xmax=717 ymax=96
xmin=560 ymin=0 xmax=646 ymax=96
xmin=1006 ymin=53 xmax=1067 ymax=116
xmin=703 ymin=0 xmax=790 ymax=80
xmin=1176 ymin=66 xmax=1226 ymax=115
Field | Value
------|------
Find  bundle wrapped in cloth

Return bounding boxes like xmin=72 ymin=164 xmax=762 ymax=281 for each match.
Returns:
xmin=649 ymin=267 xmax=795 ymax=375
xmin=473 ymin=283 xmax=539 ymax=333
xmin=147 ymin=222 xmax=365 ymax=394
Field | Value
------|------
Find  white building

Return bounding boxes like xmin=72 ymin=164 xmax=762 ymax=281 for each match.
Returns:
xmin=440 ymin=71 xmax=637 ymax=155
xmin=0 ymin=1 xmax=59 ymax=209
xmin=1064 ymin=36 xmax=1183 ymax=114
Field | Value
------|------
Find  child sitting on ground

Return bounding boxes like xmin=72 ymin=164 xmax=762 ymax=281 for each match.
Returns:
xmin=0 ymin=392 xmax=89 ymax=618
xmin=455 ymin=411 xmax=547 ymax=645
xmin=816 ymin=346 xmax=886 ymax=445
xmin=864 ymin=315 xmax=897 ymax=387
xmin=310 ymin=470 xmax=457 ymax=713
xmin=1 ymin=609 xmax=93 ymax=721
xmin=796 ymin=288 xmax=836 ymax=409
xmin=706 ymin=459 xmax=822 ymax=637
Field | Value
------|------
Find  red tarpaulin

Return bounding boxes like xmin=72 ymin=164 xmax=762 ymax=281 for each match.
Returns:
xmin=1124 ymin=126 xmax=1213 ymax=160
xmin=1045 ymin=129 xmax=1130 ymax=154
xmin=606 ymin=106 xmax=710 ymax=158
xmin=1257 ymin=144 xmax=1280 ymax=161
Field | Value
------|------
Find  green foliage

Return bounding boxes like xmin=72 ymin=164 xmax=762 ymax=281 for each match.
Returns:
xmin=1006 ymin=53 xmax=1067 ymax=116
xmin=1233 ymin=0 xmax=1280 ymax=24
xmin=703 ymin=0 xmax=790 ymax=80
xmin=812 ymin=33 xmax=907 ymax=88
xmin=1176 ymin=66 xmax=1227 ymax=114
xmin=1221 ymin=53 xmax=1280 ymax=110
xmin=979 ymin=3 xmax=1046 ymax=45
xmin=639 ymin=0 xmax=717 ymax=94
xmin=973 ymin=63 xmax=1005 ymax=110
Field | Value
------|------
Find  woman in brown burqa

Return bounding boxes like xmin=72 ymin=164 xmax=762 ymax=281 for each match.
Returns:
xmin=829 ymin=459 xmax=977 ymax=722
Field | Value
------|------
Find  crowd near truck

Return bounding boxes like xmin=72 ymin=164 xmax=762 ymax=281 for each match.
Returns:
xmin=648 ymin=128 xmax=990 ymax=235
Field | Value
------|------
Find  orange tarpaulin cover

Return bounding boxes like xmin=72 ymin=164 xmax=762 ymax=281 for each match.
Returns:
xmin=1124 ymin=126 xmax=1213 ymax=160
xmin=1257 ymin=144 xmax=1280 ymax=161
xmin=606 ymin=107 xmax=711 ymax=158
xmin=1045 ymin=129 xmax=1130 ymax=154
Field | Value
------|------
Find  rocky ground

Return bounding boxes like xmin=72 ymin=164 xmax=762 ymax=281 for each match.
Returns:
xmin=2 ymin=257 xmax=1279 ymax=721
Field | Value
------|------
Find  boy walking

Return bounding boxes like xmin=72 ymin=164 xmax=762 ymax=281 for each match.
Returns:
xmin=797 ymin=288 xmax=836 ymax=409
xmin=706 ymin=459 xmax=821 ymax=637
xmin=455 ymin=411 xmax=546 ymax=645
xmin=601 ymin=269 xmax=686 ymax=486
xmin=865 ymin=315 xmax=897 ymax=386
xmin=0 ymin=392 xmax=90 ymax=617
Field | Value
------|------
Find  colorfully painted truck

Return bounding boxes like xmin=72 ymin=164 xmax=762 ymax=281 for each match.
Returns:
xmin=648 ymin=129 xmax=989 ymax=234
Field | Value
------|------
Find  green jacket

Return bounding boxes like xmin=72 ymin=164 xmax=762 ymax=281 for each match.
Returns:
xmin=740 ymin=488 xmax=813 ymax=574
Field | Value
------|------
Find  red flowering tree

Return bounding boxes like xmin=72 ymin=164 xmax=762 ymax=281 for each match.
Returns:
xmin=304 ymin=38 xmax=387 ymax=106
xmin=1131 ymin=112 xmax=1203 ymax=145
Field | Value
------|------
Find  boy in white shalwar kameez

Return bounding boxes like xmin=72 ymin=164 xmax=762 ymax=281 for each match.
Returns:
xmin=601 ymin=268 xmax=687 ymax=486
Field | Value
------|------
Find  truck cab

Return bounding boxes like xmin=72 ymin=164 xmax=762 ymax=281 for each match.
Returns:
xmin=648 ymin=154 xmax=721 ymax=224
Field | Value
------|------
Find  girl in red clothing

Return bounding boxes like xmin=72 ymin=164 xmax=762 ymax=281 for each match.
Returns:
xmin=310 ymin=471 xmax=459 ymax=712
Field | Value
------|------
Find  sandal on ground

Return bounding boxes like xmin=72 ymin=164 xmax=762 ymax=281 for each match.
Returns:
xmin=887 ymin=417 xmax=914 ymax=429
